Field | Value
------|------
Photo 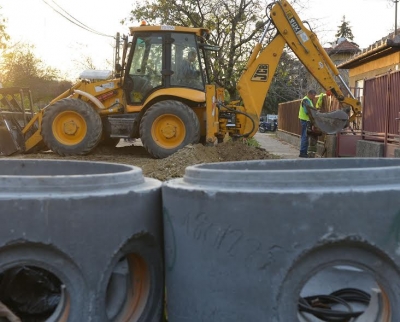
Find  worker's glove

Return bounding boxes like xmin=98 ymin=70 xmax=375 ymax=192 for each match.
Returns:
xmin=316 ymin=93 xmax=324 ymax=109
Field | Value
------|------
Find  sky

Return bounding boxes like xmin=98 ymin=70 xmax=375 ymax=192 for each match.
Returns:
xmin=0 ymin=0 xmax=398 ymax=81
xmin=1 ymin=0 xmax=135 ymax=80
xmin=304 ymin=0 xmax=397 ymax=46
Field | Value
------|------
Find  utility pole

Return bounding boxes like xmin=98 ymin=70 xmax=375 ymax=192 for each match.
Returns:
xmin=396 ymin=0 xmax=399 ymax=35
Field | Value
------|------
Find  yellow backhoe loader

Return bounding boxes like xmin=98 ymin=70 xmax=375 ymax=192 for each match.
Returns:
xmin=0 ymin=0 xmax=361 ymax=158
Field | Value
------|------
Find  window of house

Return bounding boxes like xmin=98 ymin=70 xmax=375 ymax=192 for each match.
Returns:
xmin=355 ymin=79 xmax=364 ymax=100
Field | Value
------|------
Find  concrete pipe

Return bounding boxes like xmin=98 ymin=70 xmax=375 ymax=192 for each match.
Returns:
xmin=0 ymin=159 xmax=163 ymax=322
xmin=162 ymin=158 xmax=400 ymax=322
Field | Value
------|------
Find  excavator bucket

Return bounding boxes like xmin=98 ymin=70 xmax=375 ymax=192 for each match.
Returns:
xmin=0 ymin=117 xmax=22 ymax=155
xmin=309 ymin=108 xmax=349 ymax=134
xmin=0 ymin=87 xmax=34 ymax=156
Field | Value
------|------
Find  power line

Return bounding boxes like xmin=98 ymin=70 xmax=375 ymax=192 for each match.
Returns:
xmin=42 ymin=0 xmax=114 ymax=38
xmin=49 ymin=0 xmax=112 ymax=37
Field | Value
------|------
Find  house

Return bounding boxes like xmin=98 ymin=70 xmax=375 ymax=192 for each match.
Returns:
xmin=325 ymin=38 xmax=361 ymax=85
xmin=337 ymin=30 xmax=400 ymax=98
xmin=326 ymin=38 xmax=361 ymax=64
xmin=336 ymin=30 xmax=400 ymax=158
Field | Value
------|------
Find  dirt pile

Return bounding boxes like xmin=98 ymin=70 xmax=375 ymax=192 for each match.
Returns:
xmin=142 ymin=141 xmax=278 ymax=181
xmin=5 ymin=140 xmax=279 ymax=181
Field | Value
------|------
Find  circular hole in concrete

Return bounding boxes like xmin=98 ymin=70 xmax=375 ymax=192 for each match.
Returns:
xmin=0 ymin=265 xmax=69 ymax=322
xmin=298 ymin=265 xmax=390 ymax=322
xmin=105 ymin=254 xmax=150 ymax=321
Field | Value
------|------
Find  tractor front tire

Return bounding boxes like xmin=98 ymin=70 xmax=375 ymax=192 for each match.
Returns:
xmin=41 ymin=98 xmax=102 ymax=156
xmin=140 ymin=100 xmax=200 ymax=159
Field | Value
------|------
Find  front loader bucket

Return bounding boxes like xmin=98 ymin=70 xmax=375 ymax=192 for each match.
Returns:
xmin=0 ymin=118 xmax=23 ymax=156
xmin=309 ymin=108 xmax=348 ymax=134
xmin=0 ymin=87 xmax=35 ymax=156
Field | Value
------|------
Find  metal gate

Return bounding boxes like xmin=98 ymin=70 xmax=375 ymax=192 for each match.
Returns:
xmin=337 ymin=70 xmax=400 ymax=157
xmin=363 ymin=70 xmax=400 ymax=157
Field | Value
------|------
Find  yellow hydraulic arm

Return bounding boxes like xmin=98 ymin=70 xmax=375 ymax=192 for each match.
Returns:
xmin=234 ymin=0 xmax=361 ymax=136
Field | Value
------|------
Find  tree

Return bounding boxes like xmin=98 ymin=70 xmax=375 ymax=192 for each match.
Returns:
xmin=0 ymin=6 xmax=9 ymax=49
xmin=0 ymin=10 xmax=71 ymax=106
xmin=0 ymin=43 xmax=72 ymax=104
xmin=263 ymin=50 xmax=306 ymax=114
xmin=125 ymin=0 xmax=271 ymax=99
xmin=70 ymin=41 xmax=115 ymax=74
xmin=335 ymin=16 xmax=354 ymax=40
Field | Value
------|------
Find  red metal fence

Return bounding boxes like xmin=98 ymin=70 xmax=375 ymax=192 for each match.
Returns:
xmin=362 ymin=70 xmax=400 ymax=157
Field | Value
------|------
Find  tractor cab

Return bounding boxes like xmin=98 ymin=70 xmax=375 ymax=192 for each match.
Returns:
xmin=124 ymin=25 xmax=212 ymax=104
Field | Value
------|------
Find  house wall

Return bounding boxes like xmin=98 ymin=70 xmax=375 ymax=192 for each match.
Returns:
xmin=330 ymin=52 xmax=353 ymax=65
xmin=348 ymin=52 xmax=400 ymax=87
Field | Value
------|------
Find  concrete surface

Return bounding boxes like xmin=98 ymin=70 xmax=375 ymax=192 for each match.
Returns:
xmin=254 ymin=132 xmax=301 ymax=159
xmin=163 ymin=158 xmax=400 ymax=321
xmin=356 ymin=140 xmax=384 ymax=157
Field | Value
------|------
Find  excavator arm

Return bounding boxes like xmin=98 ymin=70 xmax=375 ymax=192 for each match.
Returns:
xmin=216 ymin=0 xmax=361 ymax=140
xmin=270 ymin=1 xmax=361 ymax=116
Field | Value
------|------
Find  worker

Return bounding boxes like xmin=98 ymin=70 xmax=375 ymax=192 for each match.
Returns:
xmin=298 ymin=89 xmax=317 ymax=158
xmin=307 ymin=93 xmax=324 ymax=158
xmin=180 ymin=50 xmax=200 ymax=81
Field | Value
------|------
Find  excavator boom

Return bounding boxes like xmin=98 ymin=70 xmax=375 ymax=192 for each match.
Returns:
xmin=233 ymin=0 xmax=361 ymax=137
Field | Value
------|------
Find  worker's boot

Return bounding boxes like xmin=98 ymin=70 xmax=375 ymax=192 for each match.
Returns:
xmin=307 ymin=135 xmax=317 ymax=158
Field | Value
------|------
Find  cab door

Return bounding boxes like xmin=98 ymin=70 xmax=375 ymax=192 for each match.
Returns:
xmin=126 ymin=33 xmax=164 ymax=104
xmin=170 ymin=32 xmax=205 ymax=91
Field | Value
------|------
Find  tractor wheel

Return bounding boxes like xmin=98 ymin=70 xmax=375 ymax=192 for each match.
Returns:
xmin=41 ymin=98 xmax=102 ymax=156
xmin=139 ymin=100 xmax=200 ymax=159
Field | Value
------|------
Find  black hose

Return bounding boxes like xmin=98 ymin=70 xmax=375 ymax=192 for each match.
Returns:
xmin=298 ymin=288 xmax=371 ymax=322
xmin=216 ymin=101 xmax=255 ymax=138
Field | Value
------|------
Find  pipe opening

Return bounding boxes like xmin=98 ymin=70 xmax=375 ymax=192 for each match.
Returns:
xmin=105 ymin=254 xmax=150 ymax=321
xmin=298 ymin=265 xmax=390 ymax=322
xmin=0 ymin=265 xmax=69 ymax=322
